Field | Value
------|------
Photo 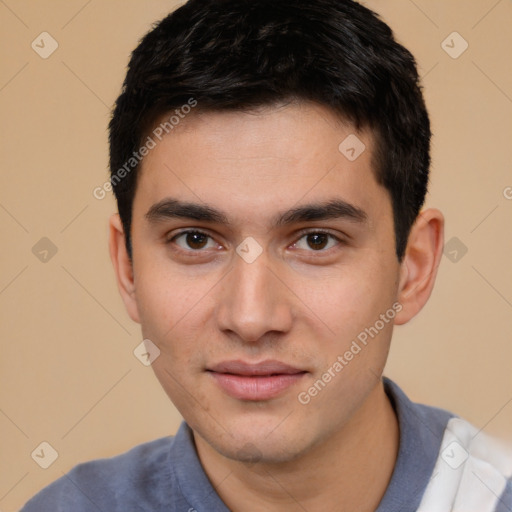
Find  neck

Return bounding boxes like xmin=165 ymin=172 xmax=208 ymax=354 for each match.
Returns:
xmin=194 ymin=380 xmax=399 ymax=512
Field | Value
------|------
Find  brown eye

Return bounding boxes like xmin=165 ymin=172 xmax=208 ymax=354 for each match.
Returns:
xmin=185 ymin=232 xmax=208 ymax=249
xmin=171 ymin=231 xmax=215 ymax=251
xmin=293 ymin=231 xmax=340 ymax=252
xmin=306 ymin=233 xmax=329 ymax=250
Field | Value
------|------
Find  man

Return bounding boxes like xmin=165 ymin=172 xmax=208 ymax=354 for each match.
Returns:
xmin=21 ymin=0 xmax=512 ymax=510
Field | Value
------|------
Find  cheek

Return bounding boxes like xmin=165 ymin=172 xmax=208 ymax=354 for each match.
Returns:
xmin=291 ymin=260 xmax=397 ymax=346
xmin=133 ymin=264 xmax=213 ymax=356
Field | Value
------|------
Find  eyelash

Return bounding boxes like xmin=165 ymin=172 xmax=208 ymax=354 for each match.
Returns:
xmin=167 ymin=229 xmax=344 ymax=255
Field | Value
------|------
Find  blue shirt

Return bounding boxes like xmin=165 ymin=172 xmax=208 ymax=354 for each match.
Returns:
xmin=21 ymin=378 xmax=512 ymax=511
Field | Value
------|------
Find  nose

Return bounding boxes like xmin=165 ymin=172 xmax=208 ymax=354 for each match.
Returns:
xmin=215 ymin=246 xmax=293 ymax=344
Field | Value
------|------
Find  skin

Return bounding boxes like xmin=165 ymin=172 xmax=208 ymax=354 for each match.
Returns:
xmin=109 ymin=101 xmax=444 ymax=511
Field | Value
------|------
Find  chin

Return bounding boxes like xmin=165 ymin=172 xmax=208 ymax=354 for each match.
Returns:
xmin=215 ymin=436 xmax=307 ymax=465
xmin=193 ymin=413 xmax=317 ymax=465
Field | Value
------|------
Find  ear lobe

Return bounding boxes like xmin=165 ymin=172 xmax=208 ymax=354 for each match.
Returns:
xmin=394 ymin=208 xmax=444 ymax=326
xmin=108 ymin=213 xmax=141 ymax=324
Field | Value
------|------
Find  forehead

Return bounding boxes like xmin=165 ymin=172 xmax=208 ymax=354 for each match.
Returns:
xmin=134 ymin=102 xmax=388 ymax=228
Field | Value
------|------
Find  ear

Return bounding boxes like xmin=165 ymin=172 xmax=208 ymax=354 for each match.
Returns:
xmin=394 ymin=208 xmax=444 ymax=325
xmin=108 ymin=213 xmax=141 ymax=324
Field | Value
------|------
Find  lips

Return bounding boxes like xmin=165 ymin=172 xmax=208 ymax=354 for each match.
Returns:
xmin=207 ymin=360 xmax=307 ymax=401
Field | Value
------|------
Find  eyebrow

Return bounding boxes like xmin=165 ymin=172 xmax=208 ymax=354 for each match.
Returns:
xmin=145 ymin=197 xmax=368 ymax=228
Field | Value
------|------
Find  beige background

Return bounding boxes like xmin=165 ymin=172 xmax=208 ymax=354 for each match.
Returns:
xmin=1 ymin=1 xmax=511 ymax=510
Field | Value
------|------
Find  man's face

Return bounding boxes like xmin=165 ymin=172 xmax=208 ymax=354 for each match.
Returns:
xmin=129 ymin=102 xmax=402 ymax=463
